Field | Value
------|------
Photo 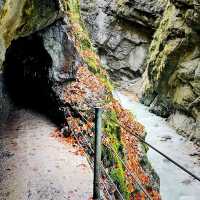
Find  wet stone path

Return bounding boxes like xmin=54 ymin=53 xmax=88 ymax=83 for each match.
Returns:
xmin=0 ymin=109 xmax=93 ymax=200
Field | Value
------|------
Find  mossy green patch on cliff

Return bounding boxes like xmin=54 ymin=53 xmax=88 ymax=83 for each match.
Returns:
xmin=67 ymin=0 xmax=113 ymax=92
xmin=117 ymin=0 xmax=125 ymax=7
xmin=16 ymin=0 xmax=60 ymax=37
xmin=144 ymin=2 xmax=192 ymax=102
xmin=102 ymin=110 xmax=130 ymax=199
xmin=142 ymin=0 xmax=200 ymax=139
xmin=173 ymin=84 xmax=196 ymax=109
xmin=0 ymin=0 xmax=59 ymax=42
xmin=67 ymin=0 xmax=92 ymax=51
xmin=0 ymin=0 xmax=60 ymax=69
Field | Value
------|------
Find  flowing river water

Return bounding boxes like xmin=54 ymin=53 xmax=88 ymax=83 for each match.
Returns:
xmin=114 ymin=91 xmax=200 ymax=200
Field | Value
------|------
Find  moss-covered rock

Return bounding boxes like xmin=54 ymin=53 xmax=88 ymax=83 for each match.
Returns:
xmin=0 ymin=0 xmax=64 ymax=68
xmin=142 ymin=0 xmax=200 ymax=142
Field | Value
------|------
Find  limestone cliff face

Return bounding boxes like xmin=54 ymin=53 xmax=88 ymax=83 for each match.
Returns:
xmin=81 ymin=0 xmax=200 ymax=144
xmin=80 ymin=0 xmax=156 ymax=81
xmin=116 ymin=0 xmax=166 ymax=29
xmin=0 ymin=0 xmax=62 ymax=122
xmin=142 ymin=0 xmax=200 ymax=143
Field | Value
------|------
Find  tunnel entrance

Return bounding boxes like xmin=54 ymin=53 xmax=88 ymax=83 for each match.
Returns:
xmin=2 ymin=35 xmax=63 ymax=124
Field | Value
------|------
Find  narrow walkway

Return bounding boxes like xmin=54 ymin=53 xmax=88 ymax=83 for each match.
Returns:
xmin=0 ymin=109 xmax=93 ymax=200
xmin=114 ymin=91 xmax=200 ymax=200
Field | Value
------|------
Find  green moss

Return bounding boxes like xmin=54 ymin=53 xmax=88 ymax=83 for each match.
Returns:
xmin=143 ymin=0 xmax=200 ymax=122
xmin=67 ymin=0 xmax=81 ymax=21
xmin=103 ymin=110 xmax=130 ymax=199
xmin=67 ymin=0 xmax=113 ymax=92
xmin=173 ymin=84 xmax=196 ymax=108
xmin=16 ymin=0 xmax=58 ymax=36
xmin=141 ymin=136 xmax=149 ymax=153
xmin=144 ymin=2 xmax=191 ymax=99
xmin=117 ymin=0 xmax=125 ymax=7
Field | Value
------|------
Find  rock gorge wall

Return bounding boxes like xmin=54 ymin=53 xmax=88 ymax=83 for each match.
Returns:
xmin=0 ymin=0 xmax=160 ymax=199
xmin=80 ymin=0 xmax=152 ymax=81
xmin=80 ymin=0 xmax=168 ymax=82
xmin=0 ymin=0 xmax=66 ymax=67
xmin=143 ymin=0 xmax=200 ymax=143
xmin=0 ymin=0 xmax=66 ymax=123
xmin=81 ymin=0 xmax=200 ymax=144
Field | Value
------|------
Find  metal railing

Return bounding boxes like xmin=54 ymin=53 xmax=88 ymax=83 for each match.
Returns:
xmin=70 ymin=107 xmax=200 ymax=200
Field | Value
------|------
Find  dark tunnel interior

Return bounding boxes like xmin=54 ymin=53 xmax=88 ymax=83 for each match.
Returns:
xmin=2 ymin=35 xmax=64 ymax=124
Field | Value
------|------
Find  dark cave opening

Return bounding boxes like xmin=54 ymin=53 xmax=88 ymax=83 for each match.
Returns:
xmin=3 ymin=35 xmax=64 ymax=124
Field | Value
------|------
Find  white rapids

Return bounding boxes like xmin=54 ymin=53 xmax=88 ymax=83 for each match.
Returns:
xmin=114 ymin=91 xmax=200 ymax=200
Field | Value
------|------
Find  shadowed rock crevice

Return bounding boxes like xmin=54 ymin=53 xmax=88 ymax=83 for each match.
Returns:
xmin=3 ymin=33 xmax=63 ymax=123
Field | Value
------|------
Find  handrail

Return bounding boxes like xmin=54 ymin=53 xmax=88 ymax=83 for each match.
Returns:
xmin=120 ymin=124 xmax=200 ymax=182
xmin=68 ymin=107 xmax=200 ymax=200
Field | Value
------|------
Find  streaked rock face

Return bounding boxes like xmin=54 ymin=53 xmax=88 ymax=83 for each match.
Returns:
xmin=41 ymin=20 xmax=80 ymax=83
xmin=116 ymin=0 xmax=166 ymax=28
xmin=142 ymin=0 xmax=200 ymax=143
xmin=80 ymin=0 xmax=154 ymax=81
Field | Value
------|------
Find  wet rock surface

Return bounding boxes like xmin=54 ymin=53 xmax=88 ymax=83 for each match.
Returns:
xmin=0 ymin=0 xmax=64 ymax=67
xmin=0 ymin=1 xmax=74 ymax=126
xmin=0 ymin=109 xmax=93 ymax=200
xmin=80 ymin=0 xmax=151 ymax=81
xmin=2 ymin=18 xmax=81 ymax=123
xmin=168 ymin=111 xmax=200 ymax=144
xmin=142 ymin=0 xmax=200 ymax=143
xmin=116 ymin=0 xmax=166 ymax=28
xmin=40 ymin=19 xmax=80 ymax=83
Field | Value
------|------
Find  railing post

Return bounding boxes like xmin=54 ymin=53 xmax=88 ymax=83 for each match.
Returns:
xmin=93 ymin=107 xmax=103 ymax=200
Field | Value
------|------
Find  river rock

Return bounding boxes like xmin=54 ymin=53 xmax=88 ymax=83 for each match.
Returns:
xmin=168 ymin=111 xmax=200 ymax=145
